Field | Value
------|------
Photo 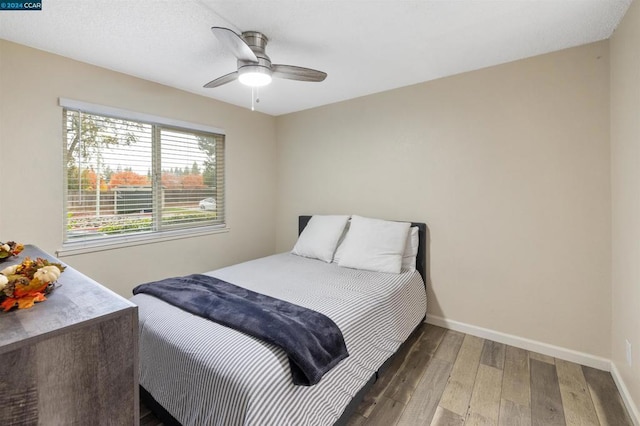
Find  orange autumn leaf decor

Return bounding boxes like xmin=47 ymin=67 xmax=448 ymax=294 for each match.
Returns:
xmin=0 ymin=241 xmax=23 ymax=260
xmin=0 ymin=257 xmax=66 ymax=312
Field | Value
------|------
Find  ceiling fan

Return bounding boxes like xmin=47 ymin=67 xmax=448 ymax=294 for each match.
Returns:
xmin=204 ymin=27 xmax=327 ymax=89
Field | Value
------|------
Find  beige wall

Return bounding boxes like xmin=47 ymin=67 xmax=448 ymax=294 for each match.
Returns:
xmin=610 ymin=0 xmax=640 ymax=412
xmin=0 ymin=40 xmax=278 ymax=297
xmin=276 ymin=41 xmax=612 ymax=358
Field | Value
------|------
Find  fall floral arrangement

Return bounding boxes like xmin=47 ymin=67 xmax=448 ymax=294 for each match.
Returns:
xmin=0 ymin=241 xmax=24 ymax=261
xmin=0 ymin=257 xmax=66 ymax=311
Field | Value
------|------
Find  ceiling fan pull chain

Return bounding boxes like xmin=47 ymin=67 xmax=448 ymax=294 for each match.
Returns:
xmin=250 ymin=87 xmax=261 ymax=111
xmin=251 ymin=86 xmax=255 ymax=111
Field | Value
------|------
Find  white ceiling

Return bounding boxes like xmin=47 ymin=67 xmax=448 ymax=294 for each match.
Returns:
xmin=0 ymin=1 xmax=631 ymax=116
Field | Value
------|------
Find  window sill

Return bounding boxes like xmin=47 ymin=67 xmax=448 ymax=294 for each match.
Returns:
xmin=56 ymin=226 xmax=229 ymax=258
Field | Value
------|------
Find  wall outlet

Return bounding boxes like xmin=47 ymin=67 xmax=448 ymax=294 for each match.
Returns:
xmin=626 ymin=339 xmax=632 ymax=366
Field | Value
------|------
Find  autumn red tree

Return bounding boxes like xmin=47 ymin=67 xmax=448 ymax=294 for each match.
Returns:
xmin=108 ymin=171 xmax=149 ymax=188
xmin=181 ymin=174 xmax=205 ymax=189
xmin=161 ymin=173 xmax=181 ymax=189
xmin=83 ymin=169 xmax=98 ymax=190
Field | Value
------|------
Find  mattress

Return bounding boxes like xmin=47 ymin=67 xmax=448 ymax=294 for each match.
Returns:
xmin=131 ymin=252 xmax=427 ymax=425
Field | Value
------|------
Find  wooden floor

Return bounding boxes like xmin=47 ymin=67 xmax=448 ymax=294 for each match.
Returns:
xmin=140 ymin=405 xmax=164 ymax=426
xmin=139 ymin=323 xmax=634 ymax=426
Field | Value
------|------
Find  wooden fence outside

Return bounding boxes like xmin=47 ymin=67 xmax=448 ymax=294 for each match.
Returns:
xmin=68 ymin=188 xmax=216 ymax=216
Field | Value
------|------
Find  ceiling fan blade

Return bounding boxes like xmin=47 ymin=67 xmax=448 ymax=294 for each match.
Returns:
xmin=203 ymin=71 xmax=239 ymax=88
xmin=271 ymin=64 xmax=327 ymax=82
xmin=211 ymin=27 xmax=258 ymax=63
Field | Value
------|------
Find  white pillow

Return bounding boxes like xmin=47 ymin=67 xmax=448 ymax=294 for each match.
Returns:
xmin=402 ymin=226 xmax=419 ymax=272
xmin=335 ymin=223 xmax=419 ymax=269
xmin=332 ymin=220 xmax=350 ymax=264
xmin=291 ymin=215 xmax=350 ymax=263
xmin=338 ymin=215 xmax=411 ymax=273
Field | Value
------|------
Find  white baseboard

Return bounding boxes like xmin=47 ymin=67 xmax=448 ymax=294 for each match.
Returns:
xmin=425 ymin=314 xmax=610 ymax=371
xmin=425 ymin=314 xmax=639 ymax=424
xmin=611 ymin=363 xmax=640 ymax=426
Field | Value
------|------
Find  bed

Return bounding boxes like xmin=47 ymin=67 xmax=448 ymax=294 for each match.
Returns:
xmin=133 ymin=215 xmax=428 ymax=425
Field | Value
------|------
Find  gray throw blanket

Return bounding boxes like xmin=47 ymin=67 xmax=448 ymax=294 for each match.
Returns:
xmin=133 ymin=274 xmax=349 ymax=386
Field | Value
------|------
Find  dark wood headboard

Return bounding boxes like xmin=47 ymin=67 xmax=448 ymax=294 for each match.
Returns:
xmin=298 ymin=216 xmax=427 ymax=285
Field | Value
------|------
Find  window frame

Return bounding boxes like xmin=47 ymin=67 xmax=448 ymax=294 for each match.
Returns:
xmin=58 ymin=98 xmax=227 ymax=257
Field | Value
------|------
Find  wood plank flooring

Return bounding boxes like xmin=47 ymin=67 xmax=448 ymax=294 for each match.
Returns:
xmin=139 ymin=323 xmax=634 ymax=426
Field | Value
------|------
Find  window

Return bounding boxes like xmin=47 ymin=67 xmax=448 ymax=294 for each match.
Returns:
xmin=61 ymin=99 xmax=225 ymax=252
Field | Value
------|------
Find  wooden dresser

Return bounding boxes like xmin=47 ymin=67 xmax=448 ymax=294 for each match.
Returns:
xmin=0 ymin=245 xmax=139 ymax=425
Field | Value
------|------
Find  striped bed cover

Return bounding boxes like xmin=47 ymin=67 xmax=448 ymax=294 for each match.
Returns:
xmin=131 ymin=253 xmax=427 ymax=425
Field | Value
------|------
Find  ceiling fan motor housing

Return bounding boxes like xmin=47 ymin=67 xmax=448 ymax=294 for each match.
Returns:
xmin=241 ymin=31 xmax=269 ymax=52
xmin=238 ymin=31 xmax=272 ymax=82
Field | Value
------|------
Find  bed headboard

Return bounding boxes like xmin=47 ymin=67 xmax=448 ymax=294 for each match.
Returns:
xmin=298 ymin=216 xmax=428 ymax=286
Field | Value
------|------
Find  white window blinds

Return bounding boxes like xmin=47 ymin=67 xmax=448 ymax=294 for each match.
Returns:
xmin=62 ymin=102 xmax=225 ymax=246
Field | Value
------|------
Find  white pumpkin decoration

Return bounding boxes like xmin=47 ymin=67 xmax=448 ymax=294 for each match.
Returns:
xmin=34 ymin=265 xmax=62 ymax=283
xmin=0 ymin=274 xmax=8 ymax=291
xmin=1 ymin=265 xmax=18 ymax=276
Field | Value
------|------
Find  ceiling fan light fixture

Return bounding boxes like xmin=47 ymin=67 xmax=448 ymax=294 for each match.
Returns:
xmin=238 ymin=66 xmax=272 ymax=87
